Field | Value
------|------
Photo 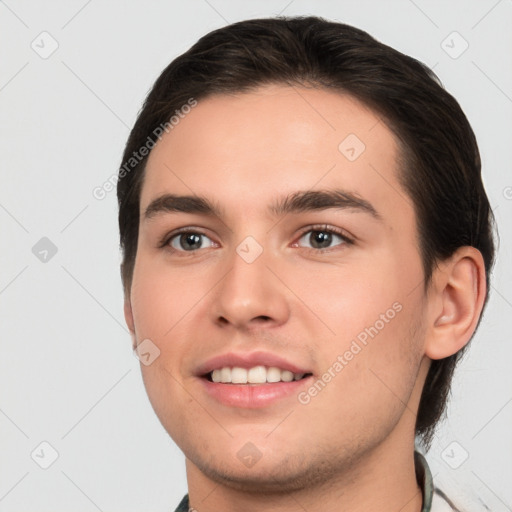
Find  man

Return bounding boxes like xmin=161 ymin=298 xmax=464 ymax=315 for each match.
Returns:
xmin=117 ymin=16 xmax=495 ymax=511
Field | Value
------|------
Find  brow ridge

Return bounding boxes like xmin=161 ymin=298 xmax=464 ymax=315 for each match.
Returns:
xmin=143 ymin=189 xmax=380 ymax=221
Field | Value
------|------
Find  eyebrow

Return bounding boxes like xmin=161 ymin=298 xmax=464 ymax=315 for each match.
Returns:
xmin=143 ymin=189 xmax=381 ymax=221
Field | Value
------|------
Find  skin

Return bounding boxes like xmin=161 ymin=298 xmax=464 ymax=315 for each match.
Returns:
xmin=124 ymin=85 xmax=486 ymax=512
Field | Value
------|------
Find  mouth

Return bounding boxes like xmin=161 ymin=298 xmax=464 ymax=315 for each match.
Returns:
xmin=198 ymin=365 xmax=313 ymax=408
xmin=195 ymin=351 xmax=314 ymax=408
xmin=202 ymin=365 xmax=313 ymax=384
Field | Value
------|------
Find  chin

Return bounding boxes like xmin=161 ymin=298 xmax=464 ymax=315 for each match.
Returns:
xmin=187 ymin=448 xmax=345 ymax=494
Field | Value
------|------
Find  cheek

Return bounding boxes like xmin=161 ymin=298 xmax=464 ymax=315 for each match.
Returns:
xmin=129 ymin=261 xmax=194 ymax=417
xmin=290 ymin=258 xmax=405 ymax=342
xmin=130 ymin=256 xmax=209 ymax=342
xmin=130 ymin=261 xmax=199 ymax=439
xmin=298 ymin=303 xmax=424 ymax=440
xmin=298 ymin=264 xmax=425 ymax=409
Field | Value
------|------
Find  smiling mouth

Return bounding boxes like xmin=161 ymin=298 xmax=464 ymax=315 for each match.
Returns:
xmin=202 ymin=365 xmax=313 ymax=384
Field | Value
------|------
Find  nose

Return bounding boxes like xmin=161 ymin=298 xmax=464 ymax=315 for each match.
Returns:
xmin=211 ymin=241 xmax=290 ymax=330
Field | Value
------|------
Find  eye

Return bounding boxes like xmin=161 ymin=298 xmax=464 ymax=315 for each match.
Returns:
xmin=159 ymin=225 xmax=352 ymax=254
xmin=295 ymin=226 xmax=352 ymax=251
xmin=165 ymin=230 xmax=216 ymax=252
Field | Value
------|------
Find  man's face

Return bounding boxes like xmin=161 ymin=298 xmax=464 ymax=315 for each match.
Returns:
xmin=126 ymin=85 xmax=431 ymax=490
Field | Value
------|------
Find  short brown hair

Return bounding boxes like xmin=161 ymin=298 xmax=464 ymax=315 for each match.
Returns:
xmin=117 ymin=16 xmax=496 ymax=448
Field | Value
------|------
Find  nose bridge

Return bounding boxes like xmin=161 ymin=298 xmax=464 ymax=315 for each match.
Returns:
xmin=212 ymin=234 xmax=289 ymax=327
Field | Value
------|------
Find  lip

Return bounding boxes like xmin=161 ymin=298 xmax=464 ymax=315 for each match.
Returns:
xmin=195 ymin=351 xmax=313 ymax=409
xmin=200 ymin=376 xmax=314 ymax=409
xmin=195 ymin=350 xmax=311 ymax=376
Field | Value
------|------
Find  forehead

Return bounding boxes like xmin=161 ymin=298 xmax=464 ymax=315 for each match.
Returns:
xmin=140 ymin=85 xmax=410 ymax=222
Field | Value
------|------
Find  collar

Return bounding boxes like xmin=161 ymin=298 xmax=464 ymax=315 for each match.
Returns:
xmin=415 ymin=450 xmax=434 ymax=512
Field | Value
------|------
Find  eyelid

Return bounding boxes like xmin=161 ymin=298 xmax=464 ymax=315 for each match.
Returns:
xmin=157 ymin=226 xmax=214 ymax=250
xmin=294 ymin=224 xmax=355 ymax=246
xmin=158 ymin=224 xmax=355 ymax=253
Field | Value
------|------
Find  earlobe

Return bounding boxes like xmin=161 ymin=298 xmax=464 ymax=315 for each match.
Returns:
xmin=425 ymin=247 xmax=487 ymax=360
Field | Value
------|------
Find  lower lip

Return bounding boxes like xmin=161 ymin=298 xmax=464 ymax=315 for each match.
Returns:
xmin=200 ymin=376 xmax=313 ymax=409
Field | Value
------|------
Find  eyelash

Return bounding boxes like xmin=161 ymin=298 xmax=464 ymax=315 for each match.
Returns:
xmin=158 ymin=224 xmax=354 ymax=256
xmin=294 ymin=224 xmax=354 ymax=252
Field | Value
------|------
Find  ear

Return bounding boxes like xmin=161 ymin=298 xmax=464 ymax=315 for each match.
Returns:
xmin=124 ymin=297 xmax=137 ymax=350
xmin=424 ymin=247 xmax=487 ymax=360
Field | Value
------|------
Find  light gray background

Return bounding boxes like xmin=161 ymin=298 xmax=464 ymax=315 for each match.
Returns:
xmin=1 ymin=1 xmax=511 ymax=510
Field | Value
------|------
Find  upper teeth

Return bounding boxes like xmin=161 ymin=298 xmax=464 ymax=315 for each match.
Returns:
xmin=210 ymin=366 xmax=305 ymax=384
